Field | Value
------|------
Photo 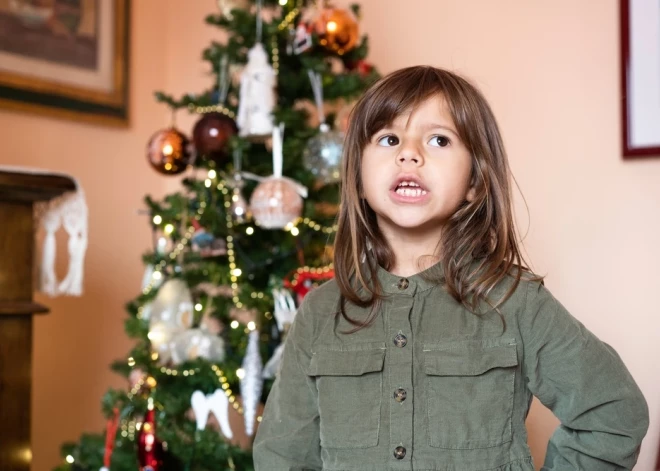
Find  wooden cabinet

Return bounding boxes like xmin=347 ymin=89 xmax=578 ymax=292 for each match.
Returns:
xmin=0 ymin=170 xmax=76 ymax=471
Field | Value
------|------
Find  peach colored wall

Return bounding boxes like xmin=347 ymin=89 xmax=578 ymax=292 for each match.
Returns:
xmin=1 ymin=0 xmax=657 ymax=469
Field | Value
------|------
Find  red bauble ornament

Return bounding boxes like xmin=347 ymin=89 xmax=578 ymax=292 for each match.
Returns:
xmin=146 ymin=127 xmax=194 ymax=175
xmin=192 ymin=112 xmax=238 ymax=165
xmin=346 ymin=59 xmax=374 ymax=78
xmin=284 ymin=266 xmax=335 ymax=304
xmin=137 ymin=406 xmax=164 ymax=471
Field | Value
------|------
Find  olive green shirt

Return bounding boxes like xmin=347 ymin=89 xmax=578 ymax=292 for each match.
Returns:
xmin=253 ymin=265 xmax=649 ymax=470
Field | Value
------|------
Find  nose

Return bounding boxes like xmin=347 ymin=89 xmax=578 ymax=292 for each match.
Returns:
xmin=396 ymin=142 xmax=423 ymax=167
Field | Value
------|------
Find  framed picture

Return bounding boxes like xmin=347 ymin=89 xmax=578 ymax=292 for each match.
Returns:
xmin=0 ymin=0 xmax=129 ymax=127
xmin=620 ymin=0 xmax=660 ymax=158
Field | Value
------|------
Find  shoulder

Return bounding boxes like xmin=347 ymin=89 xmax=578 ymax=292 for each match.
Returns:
xmin=292 ymin=279 xmax=341 ymax=335
xmin=485 ymin=268 xmax=549 ymax=317
xmin=497 ymin=272 xmax=584 ymax=338
xmin=302 ymin=278 xmax=342 ymax=313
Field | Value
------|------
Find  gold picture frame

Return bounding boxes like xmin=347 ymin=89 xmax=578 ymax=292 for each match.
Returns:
xmin=0 ymin=0 xmax=130 ymax=127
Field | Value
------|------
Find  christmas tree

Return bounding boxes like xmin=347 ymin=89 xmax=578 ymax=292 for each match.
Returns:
xmin=55 ymin=1 xmax=379 ymax=470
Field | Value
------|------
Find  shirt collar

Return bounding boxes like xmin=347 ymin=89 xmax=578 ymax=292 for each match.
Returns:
xmin=376 ymin=259 xmax=444 ymax=296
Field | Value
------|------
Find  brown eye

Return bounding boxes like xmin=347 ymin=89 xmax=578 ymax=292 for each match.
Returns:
xmin=377 ymin=135 xmax=399 ymax=147
xmin=429 ymin=135 xmax=450 ymax=147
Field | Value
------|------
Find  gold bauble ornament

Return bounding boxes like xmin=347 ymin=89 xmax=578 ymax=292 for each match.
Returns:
xmin=314 ymin=7 xmax=359 ymax=55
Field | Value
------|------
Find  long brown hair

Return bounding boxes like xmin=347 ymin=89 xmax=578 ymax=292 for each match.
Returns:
xmin=333 ymin=65 xmax=542 ymax=329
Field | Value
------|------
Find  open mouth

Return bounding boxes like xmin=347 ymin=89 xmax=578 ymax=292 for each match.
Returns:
xmin=393 ymin=179 xmax=429 ymax=197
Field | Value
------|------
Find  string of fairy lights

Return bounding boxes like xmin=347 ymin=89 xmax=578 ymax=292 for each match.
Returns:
xmin=61 ymin=2 xmax=341 ymax=463
xmin=130 ymin=168 xmax=337 ymax=433
xmin=131 ymin=0 xmax=335 ymax=433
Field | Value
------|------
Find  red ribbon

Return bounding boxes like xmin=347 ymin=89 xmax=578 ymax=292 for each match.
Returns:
xmin=103 ymin=407 xmax=120 ymax=467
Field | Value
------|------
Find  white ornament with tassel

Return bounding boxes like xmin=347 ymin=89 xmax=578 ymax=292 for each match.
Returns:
xmin=249 ymin=123 xmax=307 ymax=229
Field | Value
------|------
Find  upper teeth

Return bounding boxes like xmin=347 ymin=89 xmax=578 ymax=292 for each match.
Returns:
xmin=396 ymin=180 xmax=427 ymax=197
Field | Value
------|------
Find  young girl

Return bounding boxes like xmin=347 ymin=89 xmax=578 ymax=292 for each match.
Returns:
xmin=253 ymin=66 xmax=649 ymax=470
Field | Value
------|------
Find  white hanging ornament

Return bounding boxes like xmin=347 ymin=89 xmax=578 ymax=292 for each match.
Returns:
xmin=147 ymin=279 xmax=194 ymax=364
xmin=249 ymin=123 xmax=308 ymax=229
xmin=169 ymin=328 xmax=226 ymax=365
xmin=236 ymin=42 xmax=275 ymax=137
xmin=236 ymin=1 xmax=275 ymax=139
xmin=240 ymin=330 xmax=263 ymax=436
xmin=263 ymin=288 xmax=298 ymax=379
xmin=303 ymin=71 xmax=345 ymax=185
xmin=272 ymin=288 xmax=297 ymax=332
xmin=191 ymin=389 xmax=233 ymax=439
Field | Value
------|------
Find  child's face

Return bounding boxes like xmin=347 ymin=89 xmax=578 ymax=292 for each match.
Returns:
xmin=361 ymin=94 xmax=475 ymax=238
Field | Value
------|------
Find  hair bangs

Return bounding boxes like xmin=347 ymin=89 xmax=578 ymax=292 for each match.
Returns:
xmin=352 ymin=67 xmax=453 ymax=146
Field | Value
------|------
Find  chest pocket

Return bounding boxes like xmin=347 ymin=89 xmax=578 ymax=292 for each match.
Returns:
xmin=424 ymin=339 xmax=518 ymax=449
xmin=307 ymin=345 xmax=385 ymax=449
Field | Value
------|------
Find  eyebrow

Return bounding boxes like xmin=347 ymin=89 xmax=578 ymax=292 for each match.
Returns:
xmin=382 ymin=122 xmax=459 ymax=137
xmin=417 ymin=122 xmax=459 ymax=136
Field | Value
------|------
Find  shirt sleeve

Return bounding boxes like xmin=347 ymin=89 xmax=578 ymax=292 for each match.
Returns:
xmin=253 ymin=297 xmax=323 ymax=471
xmin=518 ymin=281 xmax=649 ymax=470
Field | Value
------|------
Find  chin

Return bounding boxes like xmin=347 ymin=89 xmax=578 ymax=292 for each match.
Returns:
xmin=380 ymin=213 xmax=441 ymax=232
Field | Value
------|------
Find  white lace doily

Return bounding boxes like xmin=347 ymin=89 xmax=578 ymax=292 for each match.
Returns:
xmin=0 ymin=165 xmax=88 ymax=297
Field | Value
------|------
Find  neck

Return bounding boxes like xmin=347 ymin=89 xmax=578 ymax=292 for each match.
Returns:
xmin=379 ymin=223 xmax=443 ymax=277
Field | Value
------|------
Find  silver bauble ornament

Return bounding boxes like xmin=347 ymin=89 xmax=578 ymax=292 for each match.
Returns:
xmin=303 ymin=123 xmax=344 ymax=185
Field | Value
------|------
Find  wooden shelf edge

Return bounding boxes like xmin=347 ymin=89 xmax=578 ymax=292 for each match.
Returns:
xmin=0 ymin=170 xmax=76 ymax=203
xmin=0 ymin=301 xmax=50 ymax=316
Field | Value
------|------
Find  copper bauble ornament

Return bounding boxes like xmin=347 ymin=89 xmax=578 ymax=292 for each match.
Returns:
xmin=146 ymin=127 xmax=194 ymax=175
xmin=314 ymin=7 xmax=359 ymax=55
xmin=192 ymin=112 xmax=238 ymax=165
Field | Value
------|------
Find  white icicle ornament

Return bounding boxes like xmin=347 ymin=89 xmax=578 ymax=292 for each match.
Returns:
xmin=237 ymin=42 xmax=275 ymax=138
xmin=240 ymin=330 xmax=263 ymax=436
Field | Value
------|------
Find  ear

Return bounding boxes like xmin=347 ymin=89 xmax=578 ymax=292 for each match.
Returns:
xmin=466 ymin=186 xmax=476 ymax=202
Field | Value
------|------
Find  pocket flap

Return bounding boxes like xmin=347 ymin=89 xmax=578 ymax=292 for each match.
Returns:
xmin=424 ymin=342 xmax=517 ymax=376
xmin=308 ymin=348 xmax=385 ymax=376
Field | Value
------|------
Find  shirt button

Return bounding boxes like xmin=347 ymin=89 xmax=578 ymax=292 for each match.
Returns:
xmin=397 ymin=278 xmax=409 ymax=290
xmin=393 ymin=388 xmax=407 ymax=402
xmin=393 ymin=333 xmax=408 ymax=348
xmin=394 ymin=446 xmax=406 ymax=459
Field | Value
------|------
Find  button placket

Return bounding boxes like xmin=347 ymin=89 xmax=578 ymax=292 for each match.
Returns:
xmin=388 ymin=296 xmax=414 ymax=462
